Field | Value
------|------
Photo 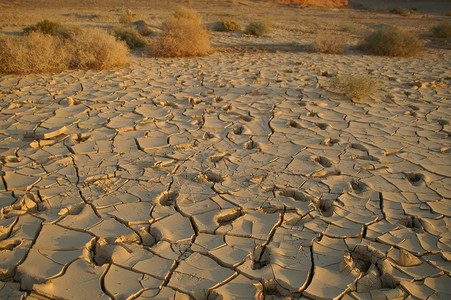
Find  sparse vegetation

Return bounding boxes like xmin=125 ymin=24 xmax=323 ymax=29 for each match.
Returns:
xmin=330 ymin=74 xmax=378 ymax=101
xmin=390 ymin=6 xmax=409 ymax=16
xmin=23 ymin=19 xmax=63 ymax=35
xmin=342 ymin=24 xmax=356 ymax=33
xmin=432 ymin=22 xmax=451 ymax=38
xmin=0 ymin=27 xmax=129 ymax=74
xmin=445 ymin=11 xmax=451 ymax=17
xmin=246 ymin=21 xmax=271 ymax=36
xmin=173 ymin=6 xmax=199 ymax=20
xmin=119 ymin=10 xmax=134 ymax=24
xmin=153 ymin=8 xmax=211 ymax=57
xmin=360 ymin=27 xmax=422 ymax=57
xmin=112 ymin=26 xmax=147 ymax=49
xmin=311 ymin=33 xmax=345 ymax=54
xmin=215 ymin=19 xmax=242 ymax=32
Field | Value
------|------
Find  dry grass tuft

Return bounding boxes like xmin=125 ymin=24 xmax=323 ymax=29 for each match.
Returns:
xmin=311 ymin=33 xmax=345 ymax=54
xmin=173 ymin=6 xmax=199 ymax=21
xmin=215 ymin=19 xmax=242 ymax=32
xmin=330 ymin=74 xmax=378 ymax=101
xmin=153 ymin=8 xmax=210 ymax=57
xmin=360 ymin=27 xmax=422 ymax=57
xmin=112 ymin=26 xmax=147 ymax=49
xmin=0 ymin=32 xmax=70 ymax=74
xmin=246 ymin=21 xmax=271 ymax=36
xmin=432 ymin=22 xmax=451 ymax=38
xmin=0 ymin=27 xmax=129 ymax=74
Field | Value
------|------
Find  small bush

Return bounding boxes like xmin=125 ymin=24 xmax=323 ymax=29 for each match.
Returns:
xmin=112 ymin=26 xmax=147 ymax=49
xmin=154 ymin=15 xmax=211 ymax=57
xmin=445 ymin=11 xmax=451 ymax=16
xmin=246 ymin=21 xmax=271 ymax=36
xmin=138 ymin=27 xmax=154 ymax=36
xmin=342 ymin=24 xmax=356 ymax=33
xmin=0 ymin=27 xmax=129 ymax=74
xmin=360 ymin=27 xmax=422 ymax=57
xmin=215 ymin=19 xmax=242 ymax=32
xmin=390 ymin=6 xmax=409 ymax=16
xmin=432 ymin=22 xmax=451 ymax=38
xmin=23 ymin=19 xmax=63 ymax=35
xmin=173 ymin=6 xmax=199 ymax=20
xmin=69 ymin=27 xmax=129 ymax=69
xmin=119 ymin=14 xmax=134 ymax=24
xmin=331 ymin=74 xmax=378 ymax=101
xmin=311 ymin=33 xmax=345 ymax=54
xmin=0 ymin=32 xmax=70 ymax=74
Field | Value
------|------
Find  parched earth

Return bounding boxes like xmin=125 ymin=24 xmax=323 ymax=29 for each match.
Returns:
xmin=0 ymin=42 xmax=450 ymax=298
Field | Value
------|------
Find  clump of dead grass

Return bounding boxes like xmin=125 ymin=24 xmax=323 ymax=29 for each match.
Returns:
xmin=330 ymin=74 xmax=379 ymax=101
xmin=311 ymin=33 xmax=345 ymax=54
xmin=215 ymin=19 xmax=242 ymax=32
xmin=23 ymin=19 xmax=63 ymax=35
xmin=153 ymin=7 xmax=211 ymax=57
xmin=246 ymin=21 xmax=271 ymax=36
xmin=0 ymin=32 xmax=70 ymax=74
xmin=432 ymin=22 xmax=451 ymax=38
xmin=360 ymin=27 xmax=422 ymax=57
xmin=0 ymin=27 xmax=129 ymax=74
xmin=112 ymin=25 xmax=147 ymax=49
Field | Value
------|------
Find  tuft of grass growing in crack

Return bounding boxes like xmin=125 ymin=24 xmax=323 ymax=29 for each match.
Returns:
xmin=330 ymin=73 xmax=379 ymax=101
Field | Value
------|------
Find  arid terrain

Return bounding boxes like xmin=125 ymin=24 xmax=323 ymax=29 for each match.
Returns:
xmin=0 ymin=0 xmax=450 ymax=299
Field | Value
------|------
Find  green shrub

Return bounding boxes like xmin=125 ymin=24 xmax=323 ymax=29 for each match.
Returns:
xmin=360 ymin=27 xmax=422 ymax=57
xmin=311 ymin=33 xmax=345 ymax=54
xmin=246 ymin=21 xmax=270 ymax=36
xmin=432 ymin=22 xmax=451 ymax=38
xmin=215 ymin=19 xmax=242 ymax=32
xmin=112 ymin=26 xmax=147 ymax=49
xmin=331 ymin=74 xmax=378 ymax=101
xmin=153 ymin=9 xmax=210 ymax=57
xmin=23 ymin=19 xmax=63 ymax=35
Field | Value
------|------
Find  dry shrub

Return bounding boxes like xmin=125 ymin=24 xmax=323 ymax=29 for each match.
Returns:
xmin=0 ymin=32 xmax=70 ymax=74
xmin=0 ymin=28 xmax=129 ymax=74
xmin=69 ymin=27 xmax=129 ymax=70
xmin=112 ymin=25 xmax=147 ymax=49
xmin=432 ymin=22 xmax=451 ymax=38
xmin=23 ymin=19 xmax=62 ymax=35
xmin=360 ymin=27 xmax=422 ymax=57
xmin=173 ymin=6 xmax=199 ymax=20
xmin=331 ymin=74 xmax=378 ymax=101
xmin=311 ymin=33 xmax=345 ymax=54
xmin=215 ymin=19 xmax=242 ymax=32
xmin=154 ymin=11 xmax=210 ymax=57
xmin=390 ymin=6 xmax=409 ymax=16
xmin=138 ymin=27 xmax=154 ymax=36
xmin=119 ymin=14 xmax=134 ymax=24
xmin=446 ymin=11 xmax=451 ymax=17
xmin=246 ymin=21 xmax=271 ymax=36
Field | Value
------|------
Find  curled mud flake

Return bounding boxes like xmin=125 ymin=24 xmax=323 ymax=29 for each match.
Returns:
xmin=232 ymin=125 xmax=244 ymax=135
xmin=400 ymin=215 xmax=423 ymax=230
xmin=350 ymin=180 xmax=367 ymax=194
xmin=279 ymin=189 xmax=310 ymax=202
xmin=406 ymin=173 xmax=424 ymax=186
xmin=257 ymin=279 xmax=287 ymax=298
xmin=251 ymin=244 xmax=270 ymax=270
xmin=313 ymin=156 xmax=332 ymax=168
xmin=222 ymin=104 xmax=232 ymax=111
xmin=314 ymin=199 xmax=334 ymax=217
xmin=189 ymin=97 xmax=202 ymax=105
xmin=210 ymin=152 xmax=229 ymax=163
xmin=75 ymin=133 xmax=90 ymax=143
xmin=286 ymin=120 xmax=302 ymax=129
xmin=297 ymin=100 xmax=306 ymax=107
xmin=408 ymin=105 xmax=419 ymax=111
xmin=240 ymin=114 xmax=253 ymax=122
xmin=244 ymin=140 xmax=258 ymax=150
xmin=200 ymin=170 xmax=223 ymax=183
xmin=214 ymin=96 xmax=223 ymax=102
xmin=307 ymin=111 xmax=318 ymax=117
xmin=203 ymin=132 xmax=215 ymax=139
xmin=0 ymin=239 xmax=22 ymax=251
xmin=350 ymin=154 xmax=379 ymax=162
xmin=158 ymin=191 xmax=179 ymax=206
xmin=160 ymin=101 xmax=178 ymax=108
xmin=437 ymin=119 xmax=449 ymax=126
xmin=349 ymin=143 xmax=368 ymax=152
xmin=315 ymin=122 xmax=329 ymax=130
xmin=215 ymin=209 xmax=243 ymax=226
xmin=323 ymin=137 xmax=339 ymax=146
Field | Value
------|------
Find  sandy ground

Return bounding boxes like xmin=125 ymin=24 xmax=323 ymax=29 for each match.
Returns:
xmin=0 ymin=0 xmax=450 ymax=299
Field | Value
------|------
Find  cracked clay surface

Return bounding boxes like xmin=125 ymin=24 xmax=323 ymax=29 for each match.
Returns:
xmin=0 ymin=50 xmax=450 ymax=299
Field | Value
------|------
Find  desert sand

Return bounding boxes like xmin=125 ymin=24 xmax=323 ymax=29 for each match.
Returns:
xmin=0 ymin=0 xmax=450 ymax=299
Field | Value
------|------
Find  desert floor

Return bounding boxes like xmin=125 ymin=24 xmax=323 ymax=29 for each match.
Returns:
xmin=0 ymin=0 xmax=450 ymax=299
